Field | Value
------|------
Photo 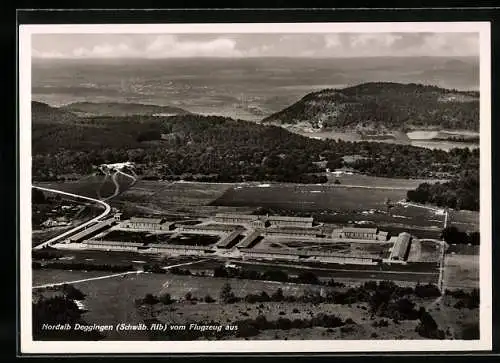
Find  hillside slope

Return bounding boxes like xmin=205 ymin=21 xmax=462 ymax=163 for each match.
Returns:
xmin=262 ymin=82 xmax=479 ymax=131
xmin=32 ymin=101 xmax=79 ymax=124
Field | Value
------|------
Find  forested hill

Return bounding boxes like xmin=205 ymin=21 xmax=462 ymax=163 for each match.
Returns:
xmin=60 ymin=102 xmax=191 ymax=117
xmin=262 ymin=82 xmax=479 ymax=131
xmin=32 ymin=109 xmax=478 ymax=191
xmin=32 ymin=101 xmax=79 ymax=124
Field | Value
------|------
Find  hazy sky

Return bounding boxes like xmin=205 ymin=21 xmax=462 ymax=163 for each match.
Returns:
xmin=32 ymin=33 xmax=479 ymax=59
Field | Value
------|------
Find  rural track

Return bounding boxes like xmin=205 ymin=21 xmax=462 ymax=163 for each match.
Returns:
xmin=32 ymin=270 xmax=144 ymax=289
xmin=32 ymin=259 xmax=210 ymax=290
xmin=32 ymin=186 xmax=112 ymax=250
xmin=160 ymin=258 xmax=211 ymax=271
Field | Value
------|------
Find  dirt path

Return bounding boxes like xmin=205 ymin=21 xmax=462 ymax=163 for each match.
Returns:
xmin=32 ymin=259 xmax=210 ymax=290
xmin=32 ymin=270 xmax=144 ymax=289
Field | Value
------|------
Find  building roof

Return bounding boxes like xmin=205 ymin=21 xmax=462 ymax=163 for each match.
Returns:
xmin=215 ymin=213 xmax=257 ymax=220
xmin=86 ymin=240 xmax=143 ymax=247
xmin=215 ymin=214 xmax=313 ymax=223
xmin=268 ymin=216 xmax=314 ymax=222
xmin=216 ymin=231 xmax=242 ymax=248
xmin=129 ymin=217 xmax=164 ymax=224
xmin=69 ymin=219 xmax=114 ymax=241
xmin=236 ymin=231 xmax=261 ymax=248
xmin=391 ymin=232 xmax=412 ymax=259
xmin=342 ymin=227 xmax=378 ymax=234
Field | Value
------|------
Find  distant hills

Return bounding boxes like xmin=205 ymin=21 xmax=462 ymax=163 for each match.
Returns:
xmin=32 ymin=101 xmax=190 ymax=122
xmin=262 ymin=82 xmax=479 ymax=131
xmin=59 ymin=102 xmax=191 ymax=117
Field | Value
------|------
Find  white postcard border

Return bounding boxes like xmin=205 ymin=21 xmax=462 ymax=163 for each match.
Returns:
xmin=19 ymin=21 xmax=492 ymax=354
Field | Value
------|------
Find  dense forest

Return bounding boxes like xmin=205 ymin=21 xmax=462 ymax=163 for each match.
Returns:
xmin=32 ymin=104 xmax=479 ymax=189
xmin=263 ymin=82 xmax=479 ymax=131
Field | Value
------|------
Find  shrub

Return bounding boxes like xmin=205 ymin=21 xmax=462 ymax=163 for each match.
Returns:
xmin=143 ymin=293 xmax=159 ymax=305
xmin=61 ymin=284 xmax=86 ymax=301
xmin=220 ymin=283 xmax=237 ymax=304
xmin=271 ymin=288 xmax=285 ymax=302
xmin=204 ymin=294 xmax=215 ymax=303
xmin=415 ymin=284 xmax=441 ymax=298
xmin=159 ymin=293 xmax=174 ymax=305
xmin=296 ymin=271 xmax=320 ymax=285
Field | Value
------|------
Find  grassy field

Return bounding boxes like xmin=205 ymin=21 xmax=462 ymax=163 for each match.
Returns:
xmin=443 ymin=245 xmax=479 ymax=290
xmin=32 ymin=269 xmax=120 ymax=287
xmin=36 ymin=172 xmax=135 ymax=200
xmin=327 ymin=173 xmax=448 ymax=189
xmin=211 ymin=184 xmax=408 ymax=211
xmin=32 ymin=249 xmax=167 ymax=268
xmin=448 ymin=209 xmax=480 ymax=233
xmin=407 ymin=240 xmax=442 ymax=263
xmin=111 ymin=180 xmax=238 ymax=216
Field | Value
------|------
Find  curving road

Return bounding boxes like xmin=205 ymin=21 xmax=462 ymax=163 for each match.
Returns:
xmin=32 ymin=186 xmax=112 ymax=250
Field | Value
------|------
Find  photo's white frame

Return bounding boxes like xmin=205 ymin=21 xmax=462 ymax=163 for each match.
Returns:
xmin=19 ymin=21 xmax=492 ymax=354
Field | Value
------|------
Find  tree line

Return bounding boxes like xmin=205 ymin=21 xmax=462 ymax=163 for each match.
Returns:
xmin=407 ymin=169 xmax=479 ymax=211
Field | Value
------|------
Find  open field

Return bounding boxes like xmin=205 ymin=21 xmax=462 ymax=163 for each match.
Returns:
xmin=443 ymin=245 xmax=479 ymax=290
xmin=32 ymin=269 xmax=123 ymax=287
xmin=326 ymin=173 xmax=448 ymax=189
xmin=407 ymin=239 xmax=442 ymax=263
xmin=33 ymin=268 xmax=474 ymax=340
xmin=448 ymin=209 xmax=480 ymax=232
xmin=111 ymin=180 xmax=239 ymax=216
xmin=32 ymin=249 xmax=167 ymax=268
xmin=36 ymin=172 xmax=135 ymax=200
xmin=211 ymin=184 xmax=408 ymax=211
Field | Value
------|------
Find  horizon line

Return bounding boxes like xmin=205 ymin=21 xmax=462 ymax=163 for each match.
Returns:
xmin=31 ymin=55 xmax=479 ymax=61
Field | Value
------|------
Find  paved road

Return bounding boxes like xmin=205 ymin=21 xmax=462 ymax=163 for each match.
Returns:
xmin=32 ymin=186 xmax=112 ymax=250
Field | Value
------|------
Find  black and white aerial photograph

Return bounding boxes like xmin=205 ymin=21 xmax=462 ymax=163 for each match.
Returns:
xmin=19 ymin=21 xmax=491 ymax=353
